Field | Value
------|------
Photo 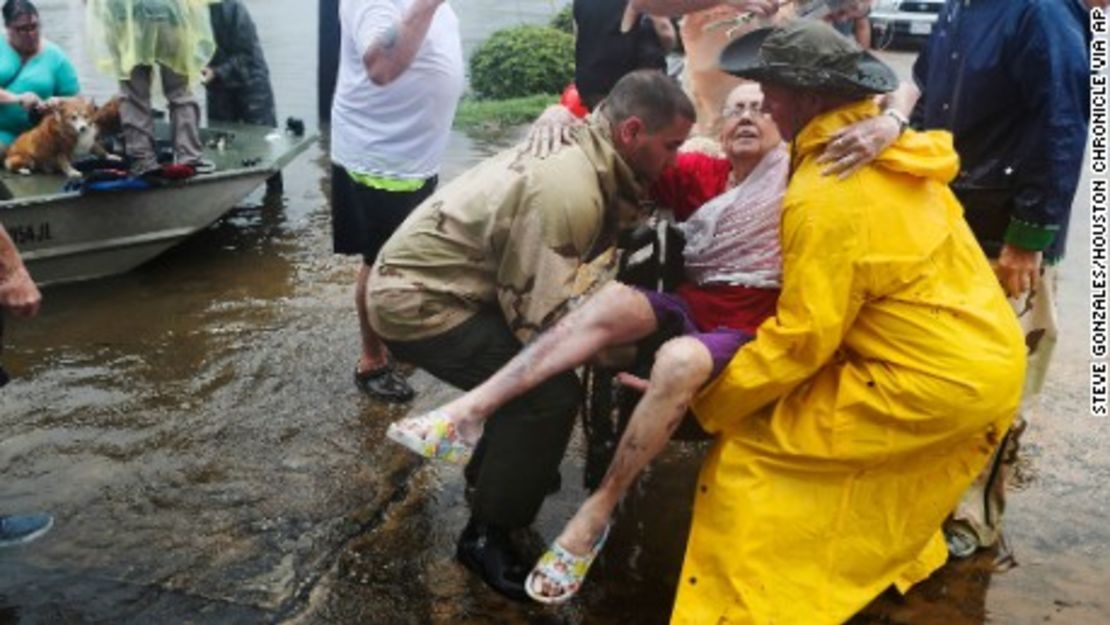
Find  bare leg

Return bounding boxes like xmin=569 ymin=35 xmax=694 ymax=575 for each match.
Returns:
xmin=439 ymin=282 xmax=660 ymax=441
xmin=356 ymin=263 xmax=389 ymax=372
xmin=539 ymin=336 xmax=713 ymax=584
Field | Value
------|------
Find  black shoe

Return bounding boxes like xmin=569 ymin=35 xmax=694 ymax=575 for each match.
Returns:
xmin=353 ymin=362 xmax=414 ymax=403
xmin=455 ymin=521 xmax=531 ymax=603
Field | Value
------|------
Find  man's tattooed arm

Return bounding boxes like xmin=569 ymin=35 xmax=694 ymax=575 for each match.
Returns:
xmin=363 ymin=0 xmax=445 ymax=85
xmin=378 ymin=24 xmax=400 ymax=50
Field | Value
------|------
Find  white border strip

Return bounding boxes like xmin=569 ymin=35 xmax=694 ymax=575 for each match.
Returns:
xmin=1090 ymin=8 xmax=1107 ymax=416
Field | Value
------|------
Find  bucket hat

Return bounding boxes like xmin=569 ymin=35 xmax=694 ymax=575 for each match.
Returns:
xmin=718 ymin=18 xmax=898 ymax=97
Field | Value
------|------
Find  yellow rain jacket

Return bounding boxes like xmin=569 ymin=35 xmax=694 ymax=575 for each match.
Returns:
xmin=86 ymin=0 xmax=217 ymax=85
xmin=673 ymin=101 xmax=1026 ymax=624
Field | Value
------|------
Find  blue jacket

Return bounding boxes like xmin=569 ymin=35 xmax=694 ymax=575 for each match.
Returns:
xmin=912 ymin=0 xmax=1089 ymax=262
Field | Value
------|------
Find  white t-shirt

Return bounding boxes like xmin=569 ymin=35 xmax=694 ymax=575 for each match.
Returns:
xmin=331 ymin=0 xmax=464 ymax=179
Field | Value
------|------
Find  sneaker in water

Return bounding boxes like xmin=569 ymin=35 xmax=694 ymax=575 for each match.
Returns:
xmin=0 ymin=513 xmax=54 ymax=548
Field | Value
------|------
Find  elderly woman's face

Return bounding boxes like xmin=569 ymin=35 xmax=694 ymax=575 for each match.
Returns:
xmin=720 ymin=83 xmax=782 ymax=161
xmin=6 ymin=12 xmax=40 ymax=55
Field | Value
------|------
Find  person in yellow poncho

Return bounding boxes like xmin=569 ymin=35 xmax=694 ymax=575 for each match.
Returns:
xmin=669 ymin=20 xmax=1026 ymax=624
xmin=84 ymin=0 xmax=216 ymax=174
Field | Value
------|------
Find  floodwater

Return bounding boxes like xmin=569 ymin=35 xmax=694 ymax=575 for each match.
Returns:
xmin=1 ymin=2 xmax=1107 ymax=624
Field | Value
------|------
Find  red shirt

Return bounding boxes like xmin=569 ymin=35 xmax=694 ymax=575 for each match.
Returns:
xmin=651 ymin=152 xmax=732 ymax=222
xmin=651 ymin=152 xmax=780 ymax=335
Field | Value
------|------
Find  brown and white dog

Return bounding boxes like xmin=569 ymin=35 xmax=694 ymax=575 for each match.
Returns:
xmin=92 ymin=96 xmax=122 ymax=137
xmin=4 ymin=97 xmax=108 ymax=178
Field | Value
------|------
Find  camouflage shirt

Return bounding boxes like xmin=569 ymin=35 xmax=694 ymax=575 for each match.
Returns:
xmin=367 ymin=117 xmax=643 ymax=343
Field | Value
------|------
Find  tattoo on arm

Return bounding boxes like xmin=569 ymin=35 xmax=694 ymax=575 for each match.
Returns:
xmin=379 ymin=24 xmax=399 ymax=50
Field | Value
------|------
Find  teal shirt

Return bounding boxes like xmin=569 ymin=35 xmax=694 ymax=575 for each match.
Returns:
xmin=0 ymin=38 xmax=80 ymax=146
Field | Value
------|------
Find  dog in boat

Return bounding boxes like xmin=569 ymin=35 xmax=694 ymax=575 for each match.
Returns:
xmin=92 ymin=95 xmax=122 ymax=137
xmin=4 ymin=97 xmax=117 ymax=178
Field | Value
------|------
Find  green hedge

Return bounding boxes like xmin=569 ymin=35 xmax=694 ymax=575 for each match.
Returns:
xmin=469 ymin=25 xmax=574 ymax=100
xmin=549 ymin=4 xmax=573 ymax=34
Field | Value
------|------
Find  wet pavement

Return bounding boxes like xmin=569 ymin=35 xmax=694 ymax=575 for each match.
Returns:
xmin=1 ymin=3 xmax=1108 ymax=624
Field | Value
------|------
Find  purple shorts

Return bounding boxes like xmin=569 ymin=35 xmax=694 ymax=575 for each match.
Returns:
xmin=639 ymin=289 xmax=753 ymax=379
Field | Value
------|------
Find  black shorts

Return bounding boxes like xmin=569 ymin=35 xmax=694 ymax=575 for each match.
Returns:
xmin=330 ymin=163 xmax=437 ymax=264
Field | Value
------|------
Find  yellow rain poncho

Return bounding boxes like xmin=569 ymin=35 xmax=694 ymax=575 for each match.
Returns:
xmin=86 ymin=0 xmax=216 ymax=85
xmin=673 ymin=101 xmax=1026 ymax=624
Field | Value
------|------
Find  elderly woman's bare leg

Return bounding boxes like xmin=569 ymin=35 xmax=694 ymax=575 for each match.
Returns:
xmin=529 ymin=336 xmax=714 ymax=598
xmin=436 ymin=281 xmax=660 ymax=442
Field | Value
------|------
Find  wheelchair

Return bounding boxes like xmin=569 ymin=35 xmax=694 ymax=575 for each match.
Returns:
xmin=579 ymin=210 xmax=709 ymax=490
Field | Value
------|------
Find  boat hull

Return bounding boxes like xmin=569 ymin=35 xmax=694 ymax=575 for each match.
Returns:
xmin=1 ymin=170 xmax=272 ymax=285
xmin=0 ymin=122 xmax=314 ymax=286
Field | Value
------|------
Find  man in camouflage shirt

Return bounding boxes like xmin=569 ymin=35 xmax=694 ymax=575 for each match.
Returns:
xmin=367 ymin=70 xmax=694 ymax=602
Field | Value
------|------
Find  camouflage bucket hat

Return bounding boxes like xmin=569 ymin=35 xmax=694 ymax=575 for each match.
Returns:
xmin=718 ymin=19 xmax=898 ymax=97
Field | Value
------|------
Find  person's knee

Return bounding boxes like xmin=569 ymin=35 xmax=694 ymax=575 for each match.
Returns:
xmin=594 ymin=282 xmax=638 ymax=307
xmin=651 ymin=338 xmax=712 ymax=392
xmin=588 ymin=282 xmax=651 ymax=332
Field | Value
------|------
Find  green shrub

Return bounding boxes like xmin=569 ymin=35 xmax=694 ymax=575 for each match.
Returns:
xmin=549 ymin=4 xmax=573 ymax=34
xmin=470 ymin=25 xmax=574 ymax=100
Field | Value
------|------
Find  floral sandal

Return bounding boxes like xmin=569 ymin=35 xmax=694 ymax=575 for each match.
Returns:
xmin=525 ymin=524 xmax=611 ymax=604
xmin=385 ymin=409 xmax=476 ymax=465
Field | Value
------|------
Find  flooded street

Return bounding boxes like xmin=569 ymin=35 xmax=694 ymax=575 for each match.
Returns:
xmin=1 ymin=2 xmax=1107 ymax=624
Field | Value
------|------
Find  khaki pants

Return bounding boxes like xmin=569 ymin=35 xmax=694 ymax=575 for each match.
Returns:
xmin=949 ymin=266 xmax=1059 ymax=548
xmin=120 ymin=64 xmax=203 ymax=173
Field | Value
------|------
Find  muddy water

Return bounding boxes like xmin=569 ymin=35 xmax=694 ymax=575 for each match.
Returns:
xmin=1 ymin=2 xmax=1107 ymax=624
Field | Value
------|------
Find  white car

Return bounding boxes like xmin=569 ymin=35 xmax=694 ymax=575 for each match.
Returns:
xmin=869 ymin=0 xmax=945 ymax=46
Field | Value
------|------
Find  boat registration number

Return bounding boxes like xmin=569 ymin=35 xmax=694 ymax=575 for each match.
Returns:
xmin=6 ymin=222 xmax=52 ymax=245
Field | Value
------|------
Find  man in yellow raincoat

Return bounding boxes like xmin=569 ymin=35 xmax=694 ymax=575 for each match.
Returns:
xmin=84 ymin=0 xmax=216 ymax=174
xmin=671 ymin=20 xmax=1026 ymax=623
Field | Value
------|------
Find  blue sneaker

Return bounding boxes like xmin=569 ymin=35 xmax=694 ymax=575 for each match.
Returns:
xmin=0 ymin=514 xmax=54 ymax=547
